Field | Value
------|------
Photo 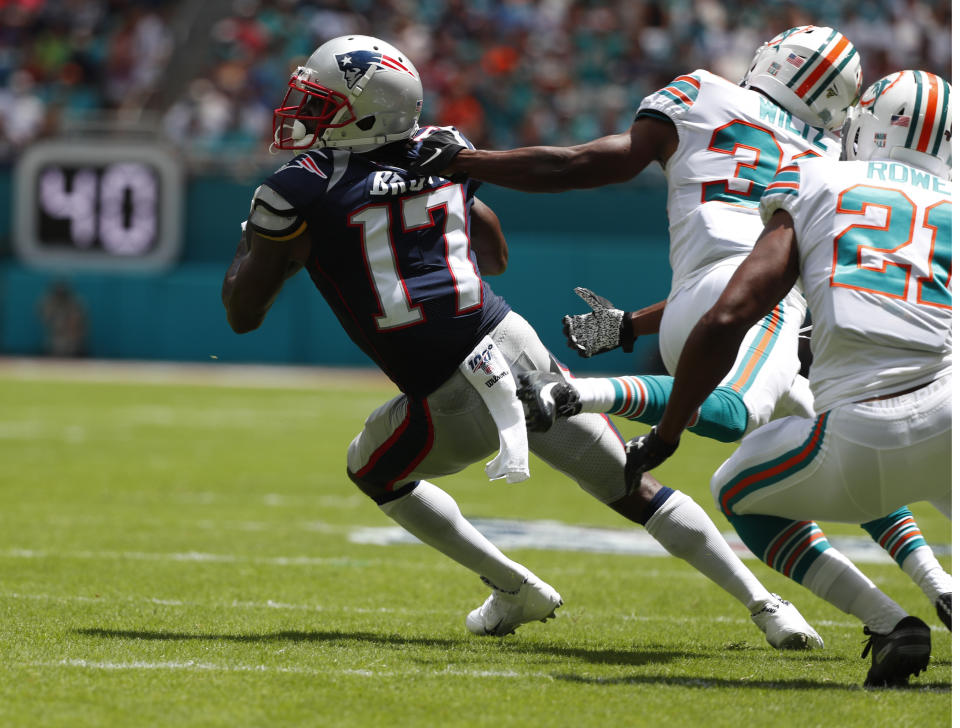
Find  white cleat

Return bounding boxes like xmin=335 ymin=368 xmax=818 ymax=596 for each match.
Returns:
xmin=751 ymin=594 xmax=824 ymax=650
xmin=466 ymin=576 xmax=563 ymax=636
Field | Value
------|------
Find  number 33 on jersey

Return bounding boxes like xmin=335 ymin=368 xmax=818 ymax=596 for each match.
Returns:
xmin=636 ymin=70 xmax=841 ymax=287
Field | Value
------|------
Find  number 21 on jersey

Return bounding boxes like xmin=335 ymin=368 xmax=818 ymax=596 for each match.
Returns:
xmin=832 ymin=184 xmax=951 ymax=309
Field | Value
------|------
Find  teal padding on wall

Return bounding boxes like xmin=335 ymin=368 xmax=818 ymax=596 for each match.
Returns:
xmin=0 ymin=173 xmax=673 ymax=371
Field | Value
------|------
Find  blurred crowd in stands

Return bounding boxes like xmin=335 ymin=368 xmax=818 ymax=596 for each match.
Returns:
xmin=0 ymin=0 xmax=952 ymax=171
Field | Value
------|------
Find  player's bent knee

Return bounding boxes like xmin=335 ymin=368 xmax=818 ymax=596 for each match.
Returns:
xmin=346 ymin=467 xmax=417 ymax=505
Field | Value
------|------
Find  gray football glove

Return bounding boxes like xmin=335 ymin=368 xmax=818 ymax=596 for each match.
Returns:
xmin=562 ymin=287 xmax=634 ymax=358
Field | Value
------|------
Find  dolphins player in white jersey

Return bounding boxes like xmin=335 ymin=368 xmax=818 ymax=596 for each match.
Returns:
xmin=406 ymin=27 xmax=951 ymax=639
xmin=627 ymin=70 xmax=952 ymax=688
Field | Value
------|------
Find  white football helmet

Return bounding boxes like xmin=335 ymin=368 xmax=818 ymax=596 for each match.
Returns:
xmin=273 ymin=35 xmax=423 ymax=153
xmin=843 ymin=70 xmax=952 ymax=179
xmin=741 ymin=25 xmax=862 ymax=130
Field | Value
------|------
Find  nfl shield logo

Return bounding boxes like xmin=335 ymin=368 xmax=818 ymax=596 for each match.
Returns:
xmin=469 ymin=345 xmax=495 ymax=375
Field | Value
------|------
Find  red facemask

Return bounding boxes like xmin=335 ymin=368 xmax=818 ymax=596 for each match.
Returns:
xmin=272 ymin=73 xmax=356 ymax=150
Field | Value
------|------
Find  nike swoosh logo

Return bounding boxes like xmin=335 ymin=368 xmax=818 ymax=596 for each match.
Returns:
xmin=420 ymin=147 xmax=443 ymax=168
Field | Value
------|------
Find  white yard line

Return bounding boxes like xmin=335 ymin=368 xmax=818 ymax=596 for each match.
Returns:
xmin=8 ymin=591 xmax=922 ymax=632
xmin=0 ymin=548 xmax=381 ymax=567
xmin=1 ymin=591 xmax=437 ymax=615
xmin=169 ymin=492 xmax=366 ymax=508
xmin=0 ymin=357 xmax=394 ymax=391
xmin=34 ymin=514 xmax=360 ymax=533
xmin=25 ymin=659 xmax=555 ymax=680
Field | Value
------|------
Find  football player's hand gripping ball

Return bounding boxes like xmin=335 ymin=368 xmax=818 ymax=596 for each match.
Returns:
xmin=562 ymin=287 xmax=634 ymax=358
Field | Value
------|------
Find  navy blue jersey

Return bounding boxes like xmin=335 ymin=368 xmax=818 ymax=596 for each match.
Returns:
xmin=261 ymin=131 xmax=510 ymax=397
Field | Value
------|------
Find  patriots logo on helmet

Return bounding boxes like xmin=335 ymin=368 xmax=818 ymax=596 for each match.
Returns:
xmin=336 ymin=50 xmax=416 ymax=90
xmin=336 ymin=50 xmax=382 ymax=89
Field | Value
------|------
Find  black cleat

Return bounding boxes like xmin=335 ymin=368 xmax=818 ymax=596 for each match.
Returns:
xmin=935 ymin=593 xmax=951 ymax=631
xmin=516 ymin=371 xmax=582 ymax=432
xmin=861 ymin=616 xmax=931 ymax=688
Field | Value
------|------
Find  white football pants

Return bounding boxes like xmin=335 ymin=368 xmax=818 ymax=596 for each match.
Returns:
xmin=710 ymin=374 xmax=952 ymax=523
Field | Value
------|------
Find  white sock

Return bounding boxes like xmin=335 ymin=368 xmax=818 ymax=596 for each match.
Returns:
xmin=569 ymin=377 xmax=618 ymax=412
xmin=902 ymin=546 xmax=952 ymax=605
xmin=645 ymin=490 xmax=772 ymax=612
xmin=379 ymin=481 xmax=530 ymax=592
xmin=803 ymin=547 xmax=907 ymax=633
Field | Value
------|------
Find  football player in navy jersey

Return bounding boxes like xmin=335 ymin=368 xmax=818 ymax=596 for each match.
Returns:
xmin=222 ymin=35 xmax=823 ymax=645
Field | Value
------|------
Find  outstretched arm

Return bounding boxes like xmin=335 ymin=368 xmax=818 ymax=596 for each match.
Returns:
xmin=562 ymin=289 xmax=667 ymax=358
xmin=222 ymin=224 xmax=309 ymax=334
xmin=657 ymin=210 xmax=802 ymax=443
xmin=446 ymin=116 xmax=677 ymax=192
xmin=625 ymin=299 xmax=667 ymax=339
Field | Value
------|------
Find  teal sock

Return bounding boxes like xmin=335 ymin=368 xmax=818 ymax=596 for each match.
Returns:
xmin=860 ymin=506 xmax=926 ymax=567
xmin=861 ymin=507 xmax=951 ymax=604
xmin=726 ymin=512 xmax=830 ymax=584
xmin=607 ymin=376 xmax=748 ymax=443
xmin=727 ymin=511 xmax=909 ymax=631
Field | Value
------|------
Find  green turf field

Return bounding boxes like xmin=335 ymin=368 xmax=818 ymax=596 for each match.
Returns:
xmin=0 ymin=364 xmax=951 ymax=727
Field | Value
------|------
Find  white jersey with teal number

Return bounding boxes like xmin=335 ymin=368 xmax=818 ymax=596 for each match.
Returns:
xmin=760 ymin=158 xmax=952 ymax=411
xmin=637 ymin=70 xmax=840 ymax=288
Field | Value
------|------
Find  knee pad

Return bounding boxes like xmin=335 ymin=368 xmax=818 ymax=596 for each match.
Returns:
xmin=346 ymin=468 xmax=417 ymax=505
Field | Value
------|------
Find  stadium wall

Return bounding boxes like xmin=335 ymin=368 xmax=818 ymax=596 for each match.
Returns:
xmin=0 ymin=169 xmax=672 ymax=374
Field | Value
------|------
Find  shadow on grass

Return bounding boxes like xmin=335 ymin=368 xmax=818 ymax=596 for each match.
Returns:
xmin=552 ymin=672 xmax=953 ymax=693
xmin=75 ymin=627 xmax=688 ymax=668
xmin=74 ymin=627 xmax=950 ymax=690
